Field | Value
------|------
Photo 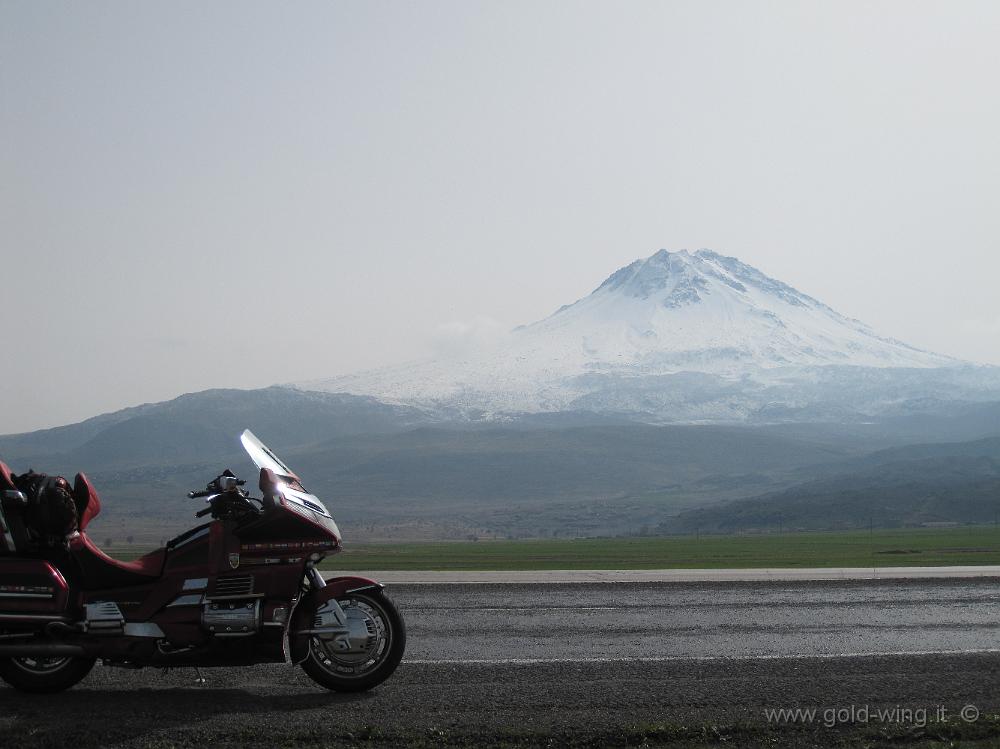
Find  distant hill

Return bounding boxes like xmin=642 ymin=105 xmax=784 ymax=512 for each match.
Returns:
xmin=55 ymin=421 xmax=869 ymax=541
xmin=666 ymin=437 xmax=1000 ymax=533
xmin=2 ymin=358 xmax=999 ymax=541
xmin=0 ymin=386 xmax=428 ymax=472
xmin=2 ymin=388 xmax=894 ymax=541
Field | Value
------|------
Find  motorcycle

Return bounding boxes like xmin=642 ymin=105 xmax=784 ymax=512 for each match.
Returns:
xmin=0 ymin=429 xmax=405 ymax=693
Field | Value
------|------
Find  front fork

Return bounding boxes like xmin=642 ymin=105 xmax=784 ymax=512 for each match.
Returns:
xmin=306 ymin=566 xmax=326 ymax=590
xmin=306 ymin=565 xmax=348 ymax=624
xmin=299 ymin=565 xmax=361 ymax=657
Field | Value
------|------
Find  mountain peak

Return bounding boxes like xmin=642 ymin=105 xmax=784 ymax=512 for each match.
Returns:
xmin=299 ymin=246 xmax=966 ymax=422
xmin=590 ymin=248 xmax=823 ymax=312
xmin=595 ymin=248 xmax=702 ymax=302
xmin=531 ymin=247 xmax=954 ymax=372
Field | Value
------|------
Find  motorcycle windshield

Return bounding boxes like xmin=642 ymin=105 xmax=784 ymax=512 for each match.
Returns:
xmin=240 ymin=429 xmax=341 ymax=539
xmin=240 ymin=429 xmax=303 ymax=485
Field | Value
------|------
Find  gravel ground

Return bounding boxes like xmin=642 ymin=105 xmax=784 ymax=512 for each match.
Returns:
xmin=3 ymin=580 xmax=1000 ymax=747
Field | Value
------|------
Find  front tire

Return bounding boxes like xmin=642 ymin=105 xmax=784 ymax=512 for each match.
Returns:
xmin=0 ymin=655 xmax=96 ymax=694
xmin=301 ymin=590 xmax=405 ymax=692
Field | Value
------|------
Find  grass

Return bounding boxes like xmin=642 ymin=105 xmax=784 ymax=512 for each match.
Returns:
xmin=109 ymin=525 xmax=1000 ymax=571
xmin=318 ymin=525 xmax=1000 ymax=571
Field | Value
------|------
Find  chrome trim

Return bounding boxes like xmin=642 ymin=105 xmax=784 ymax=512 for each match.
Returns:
xmin=296 ymin=627 xmax=351 ymax=636
xmin=0 ymin=614 xmax=70 ymax=622
xmin=204 ymin=593 xmax=265 ymax=601
xmin=305 ymin=601 xmax=380 ymax=657
xmin=345 ymin=583 xmax=384 ymax=595
xmin=85 ymin=601 xmax=125 ymax=632
xmin=0 ymin=502 xmax=15 ymax=551
xmin=277 ymin=486 xmax=333 ymax=519
xmin=203 ymin=598 xmax=260 ymax=636
xmin=0 ymin=592 xmax=53 ymax=599
xmin=167 ymin=594 xmax=204 ymax=608
xmin=318 ymin=597 xmax=348 ymax=626
xmin=307 ymin=567 xmax=326 ymax=589
xmin=182 ymin=577 xmax=208 ymax=591
xmin=123 ymin=622 xmax=166 ymax=638
xmin=171 ymin=527 xmax=209 ymax=549
xmin=212 ymin=573 xmax=254 ymax=597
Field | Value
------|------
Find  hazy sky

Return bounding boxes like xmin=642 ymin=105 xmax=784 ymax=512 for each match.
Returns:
xmin=2 ymin=1 xmax=999 ymax=433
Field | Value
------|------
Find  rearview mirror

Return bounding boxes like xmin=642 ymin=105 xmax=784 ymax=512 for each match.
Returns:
xmin=2 ymin=490 xmax=27 ymax=506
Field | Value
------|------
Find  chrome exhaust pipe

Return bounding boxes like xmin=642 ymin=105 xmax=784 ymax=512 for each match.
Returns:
xmin=45 ymin=620 xmax=85 ymax=636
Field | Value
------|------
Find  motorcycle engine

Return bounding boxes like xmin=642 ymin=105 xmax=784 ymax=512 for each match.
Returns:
xmin=202 ymin=599 xmax=260 ymax=636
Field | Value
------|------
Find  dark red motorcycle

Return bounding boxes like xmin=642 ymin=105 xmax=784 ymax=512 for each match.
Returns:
xmin=0 ymin=430 xmax=405 ymax=693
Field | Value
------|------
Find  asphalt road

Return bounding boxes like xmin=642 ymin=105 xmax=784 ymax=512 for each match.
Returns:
xmin=4 ymin=579 xmax=1000 ymax=747
xmin=364 ymin=565 xmax=1000 ymax=583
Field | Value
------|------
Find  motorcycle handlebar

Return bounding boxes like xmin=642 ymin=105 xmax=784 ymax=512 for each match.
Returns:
xmin=188 ymin=474 xmax=246 ymax=500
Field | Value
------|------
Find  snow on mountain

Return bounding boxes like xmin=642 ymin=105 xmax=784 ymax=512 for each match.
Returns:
xmin=507 ymin=248 xmax=953 ymax=372
xmin=298 ymin=249 xmax=983 ymax=422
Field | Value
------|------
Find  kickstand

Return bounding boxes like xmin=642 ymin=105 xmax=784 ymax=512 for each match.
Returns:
xmin=193 ymin=667 xmax=206 ymax=685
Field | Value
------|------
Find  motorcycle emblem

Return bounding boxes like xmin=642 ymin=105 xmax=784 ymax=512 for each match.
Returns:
xmin=228 ymin=553 xmax=240 ymax=569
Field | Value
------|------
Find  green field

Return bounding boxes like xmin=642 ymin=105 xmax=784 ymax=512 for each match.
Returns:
xmin=110 ymin=526 xmax=1000 ymax=570
xmin=319 ymin=526 xmax=1000 ymax=571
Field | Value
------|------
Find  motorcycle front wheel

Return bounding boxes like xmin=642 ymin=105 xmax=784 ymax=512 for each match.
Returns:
xmin=0 ymin=654 xmax=96 ymax=693
xmin=301 ymin=589 xmax=406 ymax=692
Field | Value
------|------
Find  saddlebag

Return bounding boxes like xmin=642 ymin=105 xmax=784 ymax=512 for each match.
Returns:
xmin=0 ymin=558 xmax=70 ymax=616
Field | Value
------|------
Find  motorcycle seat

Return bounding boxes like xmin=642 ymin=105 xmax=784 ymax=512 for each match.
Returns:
xmin=69 ymin=473 xmax=165 ymax=589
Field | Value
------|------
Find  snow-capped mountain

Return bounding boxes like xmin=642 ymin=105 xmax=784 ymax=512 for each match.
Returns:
xmin=506 ymin=248 xmax=952 ymax=372
xmin=299 ymin=249 xmax=994 ymax=423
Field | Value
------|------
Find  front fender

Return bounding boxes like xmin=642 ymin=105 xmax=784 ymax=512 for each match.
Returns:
xmin=288 ymin=575 xmax=383 ymax=664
